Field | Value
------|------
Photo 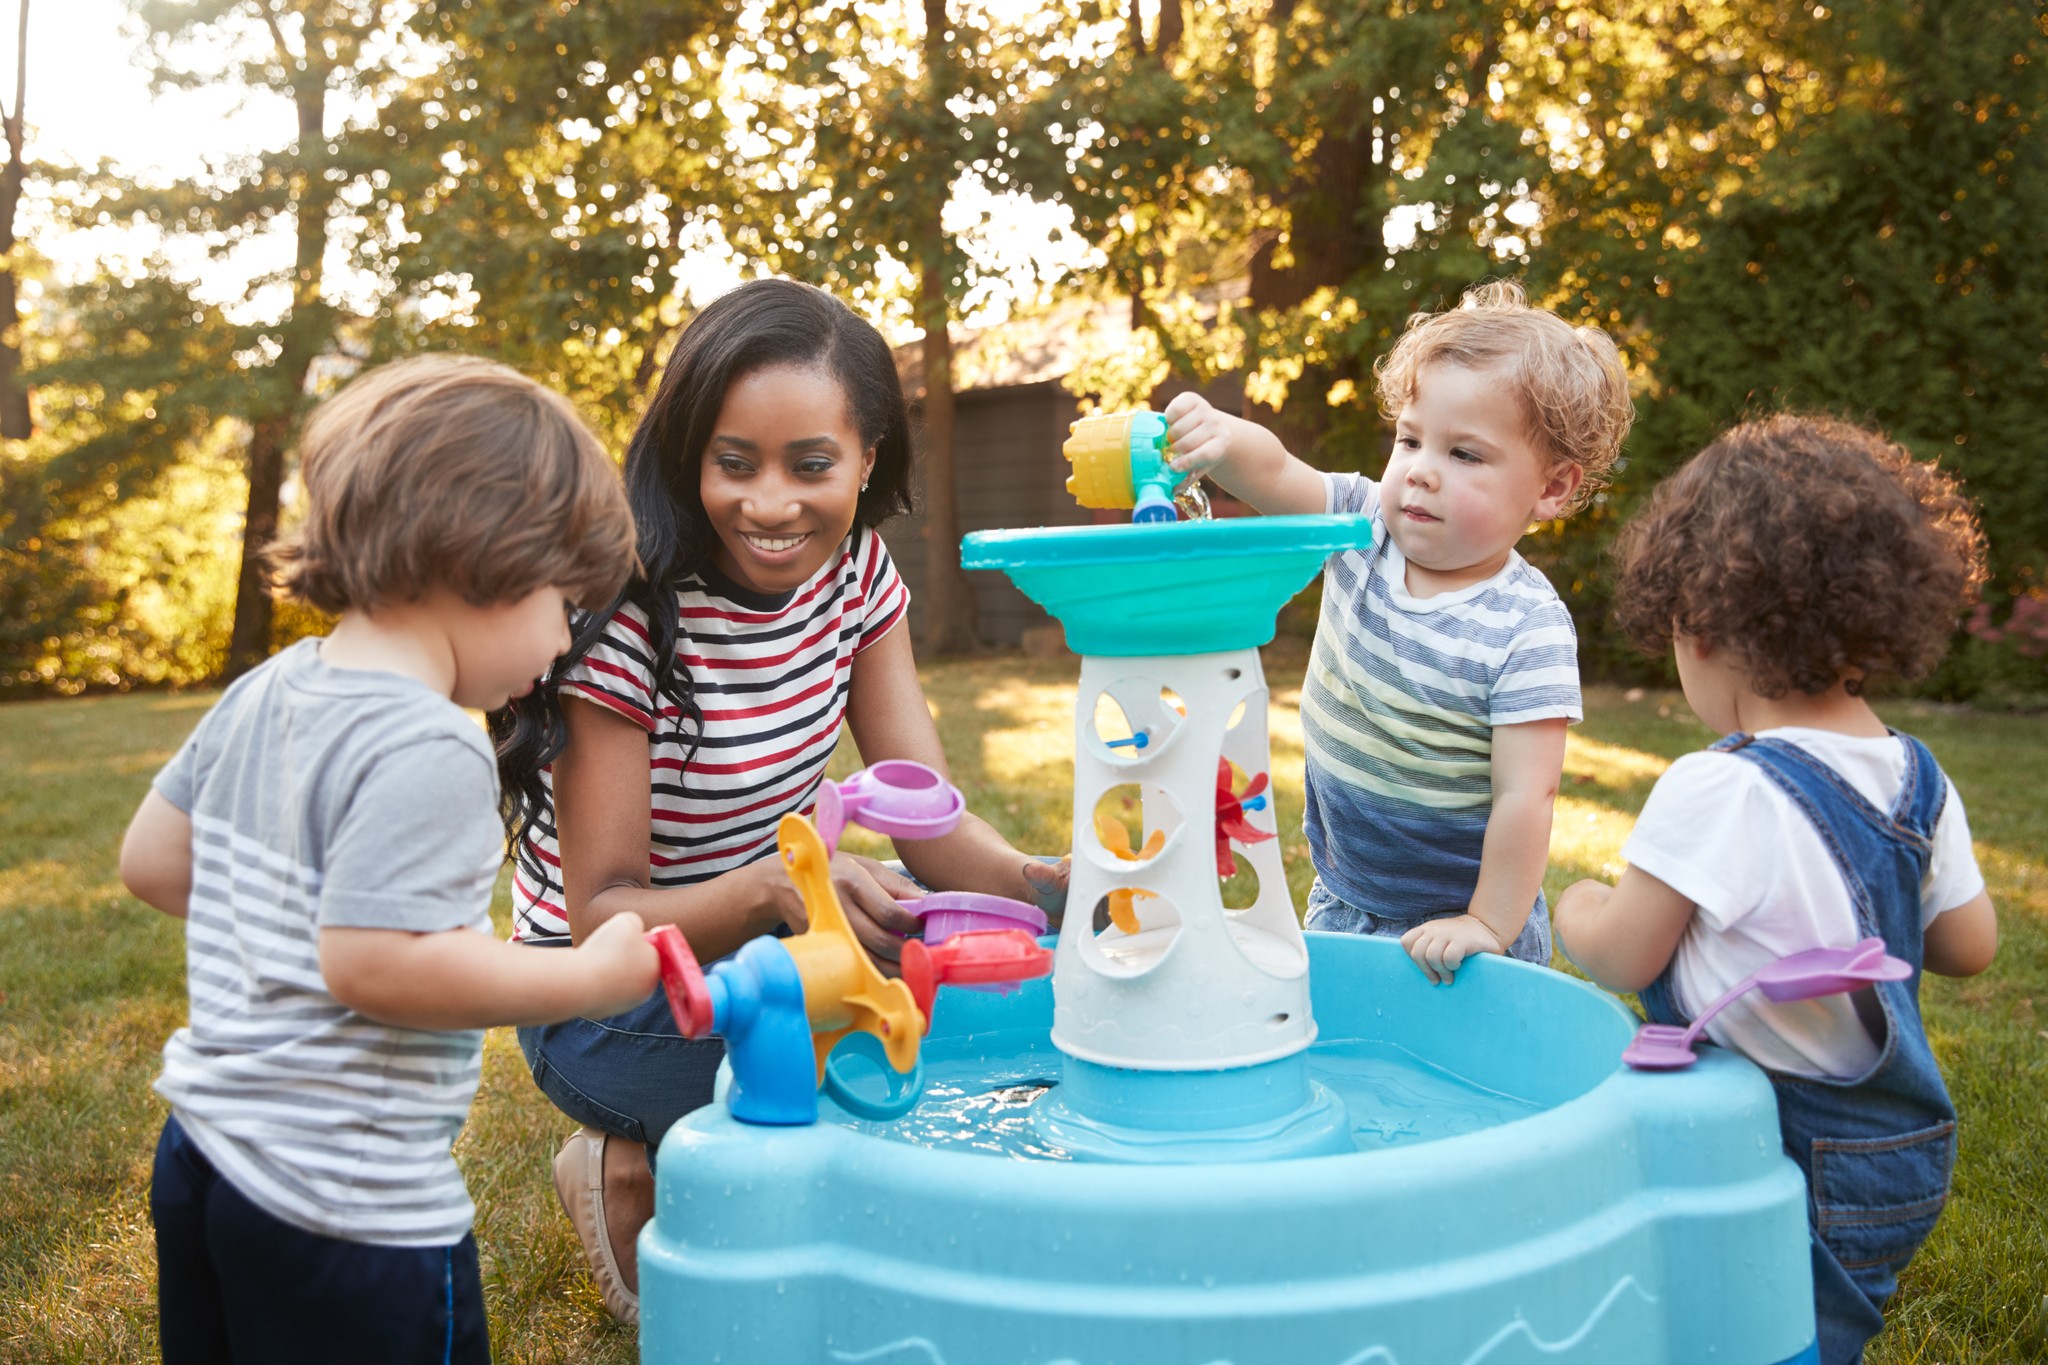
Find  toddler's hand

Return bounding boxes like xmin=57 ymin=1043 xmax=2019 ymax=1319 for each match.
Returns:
xmin=1400 ymin=914 xmax=1504 ymax=986
xmin=1163 ymin=391 xmax=1234 ymax=486
xmin=575 ymin=910 xmax=662 ymax=1017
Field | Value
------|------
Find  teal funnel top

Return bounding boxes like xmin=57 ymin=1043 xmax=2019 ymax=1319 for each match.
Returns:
xmin=961 ymin=515 xmax=1373 ymax=656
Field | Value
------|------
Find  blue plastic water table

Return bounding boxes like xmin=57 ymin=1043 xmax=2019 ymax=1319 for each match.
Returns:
xmin=637 ymin=933 xmax=1819 ymax=1364
xmin=635 ymin=513 xmax=1819 ymax=1364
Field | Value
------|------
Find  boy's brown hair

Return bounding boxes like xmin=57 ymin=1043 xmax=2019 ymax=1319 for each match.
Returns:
xmin=1612 ymin=414 xmax=1987 ymax=698
xmin=266 ymin=355 xmax=635 ymax=613
xmin=1374 ymin=280 xmax=1634 ymax=514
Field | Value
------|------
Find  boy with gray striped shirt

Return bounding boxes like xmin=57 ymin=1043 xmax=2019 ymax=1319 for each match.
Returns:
xmin=1164 ymin=282 xmax=1633 ymax=983
xmin=119 ymin=357 xmax=660 ymax=1364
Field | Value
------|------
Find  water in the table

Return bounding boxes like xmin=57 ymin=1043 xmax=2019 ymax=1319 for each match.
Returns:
xmin=840 ymin=1034 xmax=1542 ymax=1160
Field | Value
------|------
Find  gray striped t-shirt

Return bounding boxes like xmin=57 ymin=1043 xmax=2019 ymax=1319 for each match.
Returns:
xmin=152 ymin=639 xmax=502 ymax=1247
xmin=1301 ymin=471 xmax=1582 ymax=919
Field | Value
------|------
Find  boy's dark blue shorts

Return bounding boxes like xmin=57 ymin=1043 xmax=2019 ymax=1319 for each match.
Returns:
xmin=150 ymin=1116 xmax=491 ymax=1365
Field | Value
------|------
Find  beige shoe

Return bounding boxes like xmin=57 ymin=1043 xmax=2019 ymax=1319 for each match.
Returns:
xmin=551 ymin=1127 xmax=640 ymax=1326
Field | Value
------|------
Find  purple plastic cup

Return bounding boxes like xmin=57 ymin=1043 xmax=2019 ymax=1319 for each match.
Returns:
xmin=897 ymin=893 xmax=1049 ymax=994
xmin=901 ymin=891 xmax=1049 ymax=945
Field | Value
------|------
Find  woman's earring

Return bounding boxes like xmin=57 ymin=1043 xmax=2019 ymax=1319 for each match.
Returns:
xmin=860 ymin=479 xmax=870 ymax=491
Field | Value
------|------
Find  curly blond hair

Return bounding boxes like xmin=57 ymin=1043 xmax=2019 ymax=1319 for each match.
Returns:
xmin=1374 ymin=280 xmax=1634 ymax=514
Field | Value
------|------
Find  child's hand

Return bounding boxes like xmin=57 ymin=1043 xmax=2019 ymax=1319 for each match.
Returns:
xmin=1400 ymin=914 xmax=1503 ymax=985
xmin=1163 ymin=391 xmax=1235 ymax=486
xmin=574 ymin=911 xmax=662 ymax=1017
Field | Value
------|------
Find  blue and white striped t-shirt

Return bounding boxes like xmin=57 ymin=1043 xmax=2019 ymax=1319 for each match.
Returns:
xmin=152 ymin=640 xmax=503 ymax=1247
xmin=1301 ymin=471 xmax=1582 ymax=919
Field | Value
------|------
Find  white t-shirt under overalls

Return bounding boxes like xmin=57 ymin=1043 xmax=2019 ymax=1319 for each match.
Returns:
xmin=1622 ymin=727 xmax=1984 ymax=1079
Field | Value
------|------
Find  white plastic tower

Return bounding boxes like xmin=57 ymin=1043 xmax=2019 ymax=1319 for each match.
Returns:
xmin=1055 ymin=647 xmax=1315 ymax=1071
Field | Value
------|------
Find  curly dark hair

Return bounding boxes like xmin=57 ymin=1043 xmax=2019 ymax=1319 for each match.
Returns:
xmin=1612 ymin=415 xmax=1987 ymax=698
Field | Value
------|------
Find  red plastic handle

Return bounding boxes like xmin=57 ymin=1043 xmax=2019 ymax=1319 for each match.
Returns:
xmin=645 ymin=924 xmax=715 ymax=1039
xmin=902 ymin=929 xmax=1054 ymax=1034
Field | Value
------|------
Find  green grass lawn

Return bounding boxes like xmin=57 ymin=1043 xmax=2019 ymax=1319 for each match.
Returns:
xmin=2 ymin=647 xmax=2042 ymax=1362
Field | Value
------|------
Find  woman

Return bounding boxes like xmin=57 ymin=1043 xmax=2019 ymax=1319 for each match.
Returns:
xmin=492 ymin=279 xmax=1063 ymax=1323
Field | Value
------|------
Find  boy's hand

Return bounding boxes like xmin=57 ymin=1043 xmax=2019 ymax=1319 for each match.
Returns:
xmin=574 ymin=911 xmax=662 ymax=1018
xmin=1400 ymin=914 xmax=1503 ymax=985
xmin=1162 ymin=391 xmax=1235 ymax=487
xmin=1159 ymin=390 xmax=1326 ymax=514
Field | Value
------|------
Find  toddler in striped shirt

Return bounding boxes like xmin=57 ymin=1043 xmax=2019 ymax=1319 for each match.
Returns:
xmin=1164 ymin=281 xmax=1632 ymax=983
xmin=117 ymin=356 xmax=661 ymax=1365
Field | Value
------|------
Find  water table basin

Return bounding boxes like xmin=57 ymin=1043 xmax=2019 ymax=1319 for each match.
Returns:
xmin=639 ymin=932 xmax=1818 ymax=1365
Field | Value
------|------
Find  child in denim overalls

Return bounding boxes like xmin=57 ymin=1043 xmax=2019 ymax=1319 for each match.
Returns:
xmin=1553 ymin=415 xmax=1999 ymax=1365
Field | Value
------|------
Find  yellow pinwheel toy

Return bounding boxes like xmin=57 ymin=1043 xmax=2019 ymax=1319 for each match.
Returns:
xmin=1093 ymin=808 xmax=1163 ymax=934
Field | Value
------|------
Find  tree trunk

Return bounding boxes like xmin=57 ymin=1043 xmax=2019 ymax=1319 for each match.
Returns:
xmin=223 ymin=62 xmax=334 ymax=679
xmin=1156 ymin=0 xmax=1183 ymax=58
xmin=0 ymin=0 xmax=33 ymax=440
xmin=225 ymin=413 xmax=288 ymax=671
xmin=914 ymin=0 xmax=979 ymax=655
xmin=0 ymin=252 xmax=29 ymax=440
xmin=916 ymin=249 xmax=978 ymax=655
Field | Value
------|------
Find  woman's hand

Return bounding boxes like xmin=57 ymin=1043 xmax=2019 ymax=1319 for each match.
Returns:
xmin=762 ymin=852 xmax=924 ymax=964
xmin=1021 ymin=856 xmax=1070 ymax=930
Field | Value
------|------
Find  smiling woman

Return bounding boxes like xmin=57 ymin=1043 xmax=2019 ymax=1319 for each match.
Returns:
xmin=487 ymin=277 xmax=1067 ymax=1325
xmin=699 ymin=364 xmax=877 ymax=595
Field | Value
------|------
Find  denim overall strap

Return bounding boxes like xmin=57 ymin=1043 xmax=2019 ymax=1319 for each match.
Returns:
xmin=1642 ymin=730 xmax=1957 ymax=1365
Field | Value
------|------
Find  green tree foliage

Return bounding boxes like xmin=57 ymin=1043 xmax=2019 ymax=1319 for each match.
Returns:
xmin=1 ymin=266 xmax=253 ymax=693
xmin=377 ymin=3 xmax=734 ymax=444
xmin=3 ymin=1 xmax=2043 ymax=695
xmin=1017 ymin=0 xmax=1556 ymax=456
xmin=1529 ymin=1 xmax=2048 ymax=685
xmin=392 ymin=0 xmax=1062 ymax=650
xmin=1020 ymin=1 xmax=2045 ymax=695
xmin=11 ymin=0 xmax=422 ymax=689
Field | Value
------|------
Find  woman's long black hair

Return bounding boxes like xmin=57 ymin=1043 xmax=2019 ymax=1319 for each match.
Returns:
xmin=490 ymin=279 xmax=918 ymax=870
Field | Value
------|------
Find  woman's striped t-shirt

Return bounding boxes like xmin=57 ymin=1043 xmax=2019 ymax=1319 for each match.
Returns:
xmin=512 ymin=526 xmax=910 ymax=944
xmin=1302 ymin=471 xmax=1582 ymax=920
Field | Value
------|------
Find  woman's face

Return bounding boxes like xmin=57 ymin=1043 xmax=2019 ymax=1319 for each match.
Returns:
xmin=699 ymin=363 xmax=877 ymax=596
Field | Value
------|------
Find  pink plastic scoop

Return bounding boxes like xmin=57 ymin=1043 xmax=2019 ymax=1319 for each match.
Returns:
xmin=1622 ymin=937 xmax=1913 ymax=1071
